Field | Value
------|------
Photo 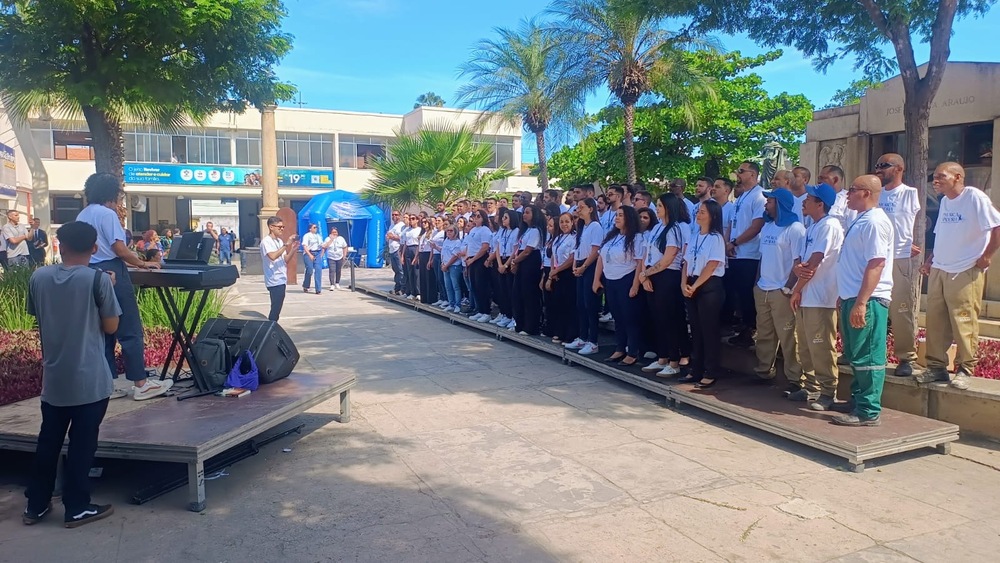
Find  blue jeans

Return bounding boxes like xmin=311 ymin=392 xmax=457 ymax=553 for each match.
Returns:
xmin=219 ymin=250 xmax=232 ymax=265
xmin=92 ymin=258 xmax=145 ymax=382
xmin=444 ymin=263 xmax=464 ymax=307
xmin=434 ymin=254 xmax=446 ymax=300
xmin=389 ymin=251 xmax=403 ymax=292
xmin=576 ymin=261 xmax=600 ymax=343
xmin=303 ymin=253 xmax=322 ymax=293
xmin=605 ymin=271 xmax=642 ymax=356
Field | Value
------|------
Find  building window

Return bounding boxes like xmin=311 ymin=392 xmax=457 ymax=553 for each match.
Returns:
xmin=473 ymin=135 xmax=515 ymax=170
xmin=124 ymin=130 xmax=173 ymax=163
xmin=277 ymin=132 xmax=333 ymax=168
xmin=338 ymin=134 xmax=387 ymax=169
xmin=53 ymin=131 xmax=95 ymax=160
xmin=236 ymin=131 xmax=261 ymax=166
xmin=51 ymin=196 xmax=83 ymax=225
xmin=185 ymin=130 xmax=232 ymax=165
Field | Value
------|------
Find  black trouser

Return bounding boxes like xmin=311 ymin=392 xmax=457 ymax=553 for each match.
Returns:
xmin=267 ymin=284 xmax=286 ymax=322
xmin=512 ymin=251 xmax=543 ymax=334
xmin=685 ymin=276 xmax=725 ymax=378
xmin=549 ymin=269 xmax=578 ymax=342
xmin=497 ymin=257 xmax=514 ymax=317
xmin=328 ymin=258 xmax=344 ymax=285
xmin=605 ymin=271 xmax=643 ymax=356
xmin=648 ymin=269 xmax=691 ymax=362
xmin=729 ymin=258 xmax=759 ymax=331
xmin=469 ymin=257 xmax=491 ymax=315
xmin=26 ymin=398 xmax=109 ymax=515
xmin=540 ymin=266 xmax=552 ymax=334
xmin=403 ymin=245 xmax=419 ymax=296
xmin=418 ymin=251 xmax=437 ymax=304
xmin=721 ymin=266 xmax=738 ymax=326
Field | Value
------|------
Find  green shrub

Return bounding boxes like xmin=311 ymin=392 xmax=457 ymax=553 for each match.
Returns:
xmin=136 ymin=287 xmax=231 ymax=332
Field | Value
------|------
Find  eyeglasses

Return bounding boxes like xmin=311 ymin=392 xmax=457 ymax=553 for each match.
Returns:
xmin=846 ymin=187 xmax=869 ymax=194
xmin=874 ymin=162 xmax=894 ymax=170
xmin=273 ymin=224 xmax=285 ymax=229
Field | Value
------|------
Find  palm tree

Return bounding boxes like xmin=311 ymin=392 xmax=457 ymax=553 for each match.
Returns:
xmin=414 ymin=92 xmax=446 ymax=108
xmin=547 ymin=0 xmax=716 ymax=184
xmin=364 ymin=126 xmax=512 ymax=210
xmin=455 ymin=18 xmax=588 ymax=192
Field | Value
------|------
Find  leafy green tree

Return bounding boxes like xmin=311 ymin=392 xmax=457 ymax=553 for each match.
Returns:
xmin=0 ymin=0 xmax=294 ymax=187
xmin=547 ymin=0 xmax=716 ymax=184
xmin=548 ymin=50 xmax=814 ymax=188
xmin=823 ymin=79 xmax=883 ymax=109
xmin=456 ymin=18 xmax=588 ymax=192
xmin=364 ymin=127 xmax=512 ymax=210
xmin=414 ymin=92 xmax=446 ymax=108
xmin=629 ymin=0 xmax=997 ymax=250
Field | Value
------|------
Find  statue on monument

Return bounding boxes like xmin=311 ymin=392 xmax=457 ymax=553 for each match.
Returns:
xmin=760 ymin=136 xmax=789 ymax=189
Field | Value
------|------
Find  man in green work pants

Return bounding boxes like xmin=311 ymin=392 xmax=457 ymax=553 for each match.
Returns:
xmin=833 ymin=175 xmax=895 ymax=426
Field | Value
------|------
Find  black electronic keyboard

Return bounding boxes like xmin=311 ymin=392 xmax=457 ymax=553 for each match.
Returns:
xmin=129 ymin=263 xmax=239 ymax=290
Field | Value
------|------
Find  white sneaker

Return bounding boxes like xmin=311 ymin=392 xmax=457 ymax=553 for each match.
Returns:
xmin=475 ymin=314 xmax=491 ymax=323
xmin=109 ymin=388 xmax=129 ymax=400
xmin=133 ymin=378 xmax=174 ymax=401
xmin=335 ymin=284 xmax=342 ymax=290
xmin=564 ymin=338 xmax=585 ymax=350
xmin=504 ymin=318 xmax=517 ymax=329
xmin=641 ymin=361 xmax=663 ymax=372
xmin=643 ymin=351 xmax=658 ymax=360
xmin=492 ymin=314 xmax=508 ymax=325
xmin=656 ymin=365 xmax=681 ymax=377
xmin=599 ymin=313 xmax=613 ymax=323
xmin=578 ymin=342 xmax=599 ymax=355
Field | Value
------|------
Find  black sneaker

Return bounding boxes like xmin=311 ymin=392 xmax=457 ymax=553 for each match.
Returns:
xmin=782 ymin=384 xmax=803 ymax=397
xmin=22 ymin=502 xmax=52 ymax=525
xmin=787 ymin=389 xmax=818 ymax=402
xmin=65 ymin=503 xmax=114 ymax=528
xmin=831 ymin=399 xmax=855 ymax=413
xmin=893 ymin=360 xmax=914 ymax=377
xmin=728 ymin=331 xmax=755 ymax=348
xmin=831 ymin=413 xmax=881 ymax=427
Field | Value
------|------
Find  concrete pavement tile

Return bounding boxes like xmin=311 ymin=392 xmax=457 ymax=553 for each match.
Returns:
xmin=420 ymin=423 xmax=561 ymax=474
xmin=883 ymin=517 xmax=1000 ymax=563
xmin=427 ymin=371 xmax=530 ymax=393
xmin=761 ymin=471 xmax=970 ymax=542
xmin=569 ymin=441 xmax=734 ymax=502
xmin=357 ymin=403 xmax=416 ymax=441
xmin=822 ymin=545 xmax=920 ymax=562
xmin=503 ymin=412 xmax=644 ymax=455
xmin=600 ymin=408 xmax=714 ymax=441
xmin=650 ymin=430 xmax=831 ymax=482
xmin=351 ymin=375 xmax=454 ymax=405
xmin=539 ymin=380 xmax=666 ymax=414
xmin=530 ymin=505 xmax=725 ymax=562
xmin=497 ymin=365 xmax=596 ymax=386
xmin=379 ymin=387 xmax=572 ymax=434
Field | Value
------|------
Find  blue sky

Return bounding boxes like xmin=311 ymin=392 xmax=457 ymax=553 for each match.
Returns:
xmin=277 ymin=0 xmax=1000 ymax=162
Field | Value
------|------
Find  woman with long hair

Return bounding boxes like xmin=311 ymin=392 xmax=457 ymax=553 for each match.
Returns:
xmin=430 ymin=216 xmax=447 ymax=306
xmin=510 ymin=204 xmax=546 ymax=335
xmin=540 ymin=214 xmax=557 ymax=337
xmin=545 ymin=212 xmax=578 ymax=344
xmin=639 ymin=193 xmax=692 ymax=376
xmin=636 ymin=207 xmax=659 ymax=357
xmin=679 ymin=200 xmax=727 ymax=388
xmin=439 ymin=224 xmax=465 ymax=313
xmin=463 ymin=210 xmax=495 ymax=322
xmin=564 ymin=197 xmax=605 ymax=355
xmin=592 ymin=206 xmax=646 ymax=365
xmin=417 ymin=217 xmax=437 ymax=304
xmin=492 ymin=208 xmax=519 ymax=328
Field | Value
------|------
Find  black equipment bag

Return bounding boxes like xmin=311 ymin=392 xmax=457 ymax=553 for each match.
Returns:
xmin=196 ymin=319 xmax=299 ymax=384
xmin=191 ymin=337 xmax=231 ymax=392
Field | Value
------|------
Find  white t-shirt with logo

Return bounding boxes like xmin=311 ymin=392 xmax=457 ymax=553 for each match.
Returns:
xmin=647 ymin=223 xmax=688 ymax=271
xmin=932 ymin=186 xmax=1000 ymax=274
xmin=600 ymin=234 xmax=645 ymax=280
xmin=301 ymin=232 xmax=323 ymax=252
xmin=441 ymin=238 xmax=464 ymax=266
xmin=731 ymin=185 xmax=767 ymax=259
xmin=575 ymin=221 xmax=605 ymax=261
xmin=757 ymin=221 xmax=806 ymax=291
xmin=516 ymin=227 xmax=541 ymax=252
xmin=878 ymin=183 xmax=921 ymax=259
xmin=261 ymin=235 xmax=287 ymax=288
xmin=467 ymin=226 xmax=493 ymax=260
xmin=684 ymin=232 xmax=727 ymax=278
xmin=837 ymin=208 xmax=894 ymax=300
xmin=799 ymin=215 xmax=844 ymax=308
xmin=325 ymin=235 xmax=348 ymax=260
xmin=829 ymin=189 xmax=857 ymax=233
xmin=387 ymin=221 xmax=405 ymax=253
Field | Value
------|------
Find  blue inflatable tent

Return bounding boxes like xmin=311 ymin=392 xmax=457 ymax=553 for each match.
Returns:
xmin=296 ymin=190 xmax=385 ymax=268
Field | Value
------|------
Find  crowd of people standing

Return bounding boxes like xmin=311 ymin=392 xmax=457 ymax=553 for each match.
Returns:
xmin=384 ymin=154 xmax=1000 ymax=428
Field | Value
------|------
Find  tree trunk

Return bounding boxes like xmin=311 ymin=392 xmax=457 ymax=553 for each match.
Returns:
xmin=535 ymin=129 xmax=549 ymax=192
xmin=81 ymin=105 xmax=128 ymax=226
xmin=623 ymin=103 xmax=637 ymax=184
xmin=902 ymin=98 xmax=932 ymax=253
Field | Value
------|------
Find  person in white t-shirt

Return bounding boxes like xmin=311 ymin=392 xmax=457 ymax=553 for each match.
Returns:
xmin=385 ymin=211 xmax=405 ymax=294
xmin=917 ymin=162 xmax=1000 ymax=390
xmin=689 ymin=177 xmax=713 ymax=238
xmin=323 ymin=228 xmax=349 ymax=290
xmin=564 ymin=198 xmax=604 ymax=355
xmin=833 ymin=175 xmax=894 ymax=427
xmin=875 ymin=153 xmax=922 ymax=377
xmin=679 ymin=200 xmax=728 ymax=388
xmin=818 ymin=164 xmax=857 ymax=232
xmin=788 ymin=167 xmax=810 ymax=223
xmin=510 ymin=205 xmax=546 ymax=335
xmin=752 ymin=188 xmax=806 ymax=393
xmin=300 ymin=223 xmax=324 ymax=295
xmin=727 ymin=162 xmax=768 ymax=347
xmin=261 ymin=216 xmax=298 ymax=322
xmin=593 ymin=206 xmax=646 ymax=365
xmin=790 ymin=184 xmax=844 ymax=411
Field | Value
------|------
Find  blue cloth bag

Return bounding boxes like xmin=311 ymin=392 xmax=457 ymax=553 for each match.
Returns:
xmin=225 ymin=350 xmax=260 ymax=391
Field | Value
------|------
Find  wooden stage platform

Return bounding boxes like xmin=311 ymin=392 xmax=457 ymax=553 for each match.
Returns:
xmin=0 ymin=372 xmax=355 ymax=511
xmin=356 ymin=284 xmax=959 ymax=472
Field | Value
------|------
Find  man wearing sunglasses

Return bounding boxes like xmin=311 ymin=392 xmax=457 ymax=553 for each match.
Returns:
xmin=874 ymin=153 xmax=922 ymax=378
xmin=726 ymin=162 xmax=768 ymax=348
xmin=261 ymin=216 xmax=298 ymax=322
xmin=386 ymin=211 xmax=405 ymax=294
xmin=834 ymin=175 xmax=894 ymax=426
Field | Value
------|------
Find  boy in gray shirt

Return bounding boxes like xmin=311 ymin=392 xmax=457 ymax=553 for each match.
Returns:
xmin=23 ymin=221 xmax=122 ymax=528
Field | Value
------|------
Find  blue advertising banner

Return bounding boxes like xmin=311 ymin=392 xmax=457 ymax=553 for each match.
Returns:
xmin=0 ymin=142 xmax=16 ymax=199
xmin=123 ymin=163 xmax=334 ymax=188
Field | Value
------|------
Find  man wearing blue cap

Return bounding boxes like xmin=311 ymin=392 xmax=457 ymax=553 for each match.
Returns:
xmin=790 ymin=184 xmax=845 ymax=410
xmin=753 ymin=188 xmax=806 ymax=391
xmin=834 ymin=175 xmax=894 ymax=426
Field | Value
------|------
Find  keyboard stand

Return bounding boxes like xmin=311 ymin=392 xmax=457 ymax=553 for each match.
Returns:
xmin=154 ymin=286 xmax=212 ymax=384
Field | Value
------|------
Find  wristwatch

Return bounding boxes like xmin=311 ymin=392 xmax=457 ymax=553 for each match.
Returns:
xmin=780 ymin=287 xmax=793 ymax=296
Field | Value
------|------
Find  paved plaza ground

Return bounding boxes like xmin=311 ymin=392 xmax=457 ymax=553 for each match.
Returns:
xmin=1 ymin=267 xmax=1000 ymax=562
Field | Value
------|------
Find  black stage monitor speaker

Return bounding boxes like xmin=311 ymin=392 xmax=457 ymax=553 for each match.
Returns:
xmin=197 ymin=318 xmax=299 ymax=384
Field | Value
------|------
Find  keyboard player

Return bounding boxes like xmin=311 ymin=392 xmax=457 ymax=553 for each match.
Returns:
xmin=77 ymin=173 xmax=173 ymax=401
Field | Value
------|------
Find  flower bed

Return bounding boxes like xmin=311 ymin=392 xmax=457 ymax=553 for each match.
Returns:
xmin=0 ymin=326 xmax=177 ymax=407
xmin=836 ymin=328 xmax=1000 ymax=380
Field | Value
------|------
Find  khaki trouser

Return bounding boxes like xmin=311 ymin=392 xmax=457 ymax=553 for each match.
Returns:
xmin=890 ymin=255 xmax=921 ymax=362
xmin=754 ymin=286 xmax=801 ymax=383
xmin=925 ymin=266 xmax=985 ymax=373
xmin=795 ymin=307 xmax=839 ymax=397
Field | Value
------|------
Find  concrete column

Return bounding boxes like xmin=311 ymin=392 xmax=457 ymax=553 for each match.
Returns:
xmin=259 ymin=104 xmax=279 ymax=236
